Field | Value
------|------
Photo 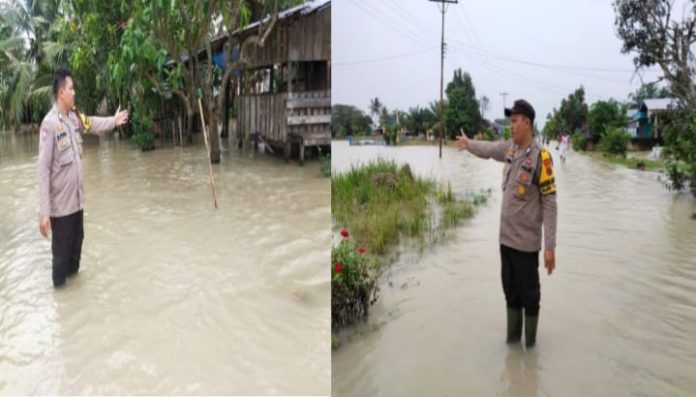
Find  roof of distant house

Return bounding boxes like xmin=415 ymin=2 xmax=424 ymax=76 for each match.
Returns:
xmin=641 ymin=98 xmax=677 ymax=111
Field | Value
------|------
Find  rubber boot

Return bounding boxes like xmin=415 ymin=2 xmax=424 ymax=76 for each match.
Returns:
xmin=506 ymin=308 xmax=522 ymax=343
xmin=525 ymin=314 xmax=539 ymax=348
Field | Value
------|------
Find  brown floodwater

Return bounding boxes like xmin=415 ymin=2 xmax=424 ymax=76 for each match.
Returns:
xmin=0 ymin=132 xmax=330 ymax=395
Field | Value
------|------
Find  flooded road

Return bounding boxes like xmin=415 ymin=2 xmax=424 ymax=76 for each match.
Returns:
xmin=0 ymin=132 xmax=330 ymax=395
xmin=331 ymin=140 xmax=696 ymax=396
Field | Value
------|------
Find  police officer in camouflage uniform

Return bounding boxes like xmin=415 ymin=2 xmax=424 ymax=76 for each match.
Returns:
xmin=457 ymin=99 xmax=557 ymax=347
xmin=37 ymin=68 xmax=129 ymax=287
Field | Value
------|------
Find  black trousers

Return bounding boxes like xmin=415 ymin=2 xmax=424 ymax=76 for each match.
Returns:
xmin=500 ymin=244 xmax=540 ymax=316
xmin=50 ymin=210 xmax=84 ymax=287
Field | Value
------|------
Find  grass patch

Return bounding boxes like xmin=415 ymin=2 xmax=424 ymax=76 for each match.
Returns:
xmin=332 ymin=160 xmax=436 ymax=255
xmin=331 ymin=159 xmax=489 ymax=333
xmin=332 ymin=159 xmax=488 ymax=255
xmin=605 ymin=155 xmax=665 ymax=171
xmin=691 ymin=212 xmax=696 ymax=220
xmin=320 ymin=153 xmax=331 ymax=177
xmin=603 ymin=154 xmax=690 ymax=173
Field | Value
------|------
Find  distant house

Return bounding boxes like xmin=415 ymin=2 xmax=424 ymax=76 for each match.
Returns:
xmin=489 ymin=120 xmax=506 ymax=135
xmin=625 ymin=98 xmax=676 ymax=139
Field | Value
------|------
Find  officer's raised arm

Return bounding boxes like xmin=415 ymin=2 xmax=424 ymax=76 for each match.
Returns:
xmin=459 ymin=128 xmax=511 ymax=162
xmin=37 ymin=120 xmax=54 ymax=237
xmin=86 ymin=105 xmax=129 ymax=136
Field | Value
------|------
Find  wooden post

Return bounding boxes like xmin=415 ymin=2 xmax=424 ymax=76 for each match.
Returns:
xmin=197 ymin=99 xmax=219 ymax=209
xmin=299 ymin=137 xmax=305 ymax=166
xmin=177 ymin=116 xmax=183 ymax=146
xmin=222 ymin=79 xmax=230 ymax=139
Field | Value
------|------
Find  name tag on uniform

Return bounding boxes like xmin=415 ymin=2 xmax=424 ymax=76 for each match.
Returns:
xmin=57 ymin=132 xmax=69 ymax=151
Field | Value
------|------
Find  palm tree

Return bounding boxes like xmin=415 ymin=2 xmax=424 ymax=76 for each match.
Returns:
xmin=479 ymin=95 xmax=490 ymax=119
xmin=0 ymin=0 xmax=67 ymax=127
xmin=369 ymin=97 xmax=382 ymax=127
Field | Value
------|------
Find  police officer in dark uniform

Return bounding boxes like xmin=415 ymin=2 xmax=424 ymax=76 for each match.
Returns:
xmin=456 ymin=99 xmax=557 ymax=347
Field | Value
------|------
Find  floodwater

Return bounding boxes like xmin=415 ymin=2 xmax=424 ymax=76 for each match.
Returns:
xmin=0 ymin=132 xmax=330 ymax=395
xmin=331 ymin=140 xmax=696 ymax=397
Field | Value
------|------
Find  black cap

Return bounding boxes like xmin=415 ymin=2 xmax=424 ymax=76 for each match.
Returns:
xmin=504 ymin=99 xmax=535 ymax=122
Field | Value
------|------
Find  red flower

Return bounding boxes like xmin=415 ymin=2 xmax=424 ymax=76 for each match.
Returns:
xmin=334 ymin=262 xmax=344 ymax=273
xmin=358 ymin=246 xmax=366 ymax=255
xmin=340 ymin=228 xmax=349 ymax=239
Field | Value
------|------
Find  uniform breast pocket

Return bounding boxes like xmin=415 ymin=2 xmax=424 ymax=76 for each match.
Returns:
xmin=512 ymin=169 xmax=533 ymax=200
xmin=57 ymin=135 xmax=74 ymax=166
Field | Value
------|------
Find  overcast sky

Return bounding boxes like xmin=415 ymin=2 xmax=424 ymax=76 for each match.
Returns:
xmin=331 ymin=0 xmax=673 ymax=128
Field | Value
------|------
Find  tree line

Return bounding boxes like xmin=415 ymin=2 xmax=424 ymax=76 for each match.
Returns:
xmin=0 ymin=0 xmax=303 ymax=161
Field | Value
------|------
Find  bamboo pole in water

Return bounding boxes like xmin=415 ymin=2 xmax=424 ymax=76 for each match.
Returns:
xmin=197 ymin=99 xmax=219 ymax=209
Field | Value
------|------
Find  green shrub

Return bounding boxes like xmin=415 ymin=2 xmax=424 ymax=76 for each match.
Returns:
xmin=571 ymin=131 xmax=587 ymax=151
xmin=131 ymin=109 xmax=155 ymax=151
xmin=503 ymin=127 xmax=511 ymax=140
xmin=600 ymin=127 xmax=630 ymax=157
xmin=482 ymin=129 xmax=496 ymax=141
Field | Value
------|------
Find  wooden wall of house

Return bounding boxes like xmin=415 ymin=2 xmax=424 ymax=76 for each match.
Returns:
xmin=236 ymin=93 xmax=288 ymax=146
xmin=234 ymin=4 xmax=331 ymax=151
xmin=240 ymin=5 xmax=330 ymax=69
xmin=236 ymin=89 xmax=331 ymax=148
xmin=287 ymin=7 xmax=330 ymax=62
xmin=242 ymin=24 xmax=286 ymax=68
xmin=287 ymin=89 xmax=331 ymax=145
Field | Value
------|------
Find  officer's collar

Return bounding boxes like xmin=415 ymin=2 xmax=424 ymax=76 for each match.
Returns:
xmin=51 ymin=103 xmax=70 ymax=121
xmin=513 ymin=139 xmax=539 ymax=158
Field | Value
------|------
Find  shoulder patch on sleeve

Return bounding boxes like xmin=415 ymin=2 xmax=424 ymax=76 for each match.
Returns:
xmin=539 ymin=149 xmax=556 ymax=196
xmin=40 ymin=119 xmax=53 ymax=141
xmin=74 ymin=109 xmax=91 ymax=132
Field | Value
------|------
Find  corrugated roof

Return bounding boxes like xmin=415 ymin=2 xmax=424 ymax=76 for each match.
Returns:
xmin=236 ymin=0 xmax=330 ymax=35
xmin=166 ymin=0 xmax=330 ymax=66
xmin=642 ymin=98 xmax=676 ymax=111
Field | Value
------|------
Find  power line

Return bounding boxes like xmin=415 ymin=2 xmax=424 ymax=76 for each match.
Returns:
xmin=449 ymin=40 xmax=651 ymax=73
xmin=447 ymin=5 xmax=499 ymax=100
xmin=348 ymin=0 xmax=432 ymax=49
xmin=453 ymin=46 xmax=635 ymax=85
xmin=334 ymin=46 xmax=438 ymax=66
xmin=383 ymin=0 xmax=436 ymax=40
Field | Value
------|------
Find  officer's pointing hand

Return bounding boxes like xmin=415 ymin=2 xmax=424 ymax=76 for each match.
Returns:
xmin=456 ymin=128 xmax=469 ymax=151
xmin=114 ymin=105 xmax=129 ymax=127
xmin=544 ymin=249 xmax=555 ymax=275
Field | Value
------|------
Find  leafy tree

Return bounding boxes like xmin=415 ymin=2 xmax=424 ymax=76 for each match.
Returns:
xmin=403 ymin=106 xmax=436 ymax=135
xmin=331 ymin=104 xmax=372 ymax=138
xmin=558 ymin=86 xmax=588 ymax=134
xmin=614 ymin=0 xmax=696 ymax=108
xmin=660 ymin=108 xmax=696 ymax=195
xmin=588 ymin=99 xmax=626 ymax=140
xmin=445 ymin=68 xmax=484 ymax=139
xmin=615 ymin=0 xmax=696 ymax=195
xmin=542 ymin=113 xmax=559 ymax=141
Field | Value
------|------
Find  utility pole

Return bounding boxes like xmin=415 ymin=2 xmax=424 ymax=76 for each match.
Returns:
xmin=500 ymin=92 xmax=509 ymax=112
xmin=430 ymin=0 xmax=458 ymax=159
